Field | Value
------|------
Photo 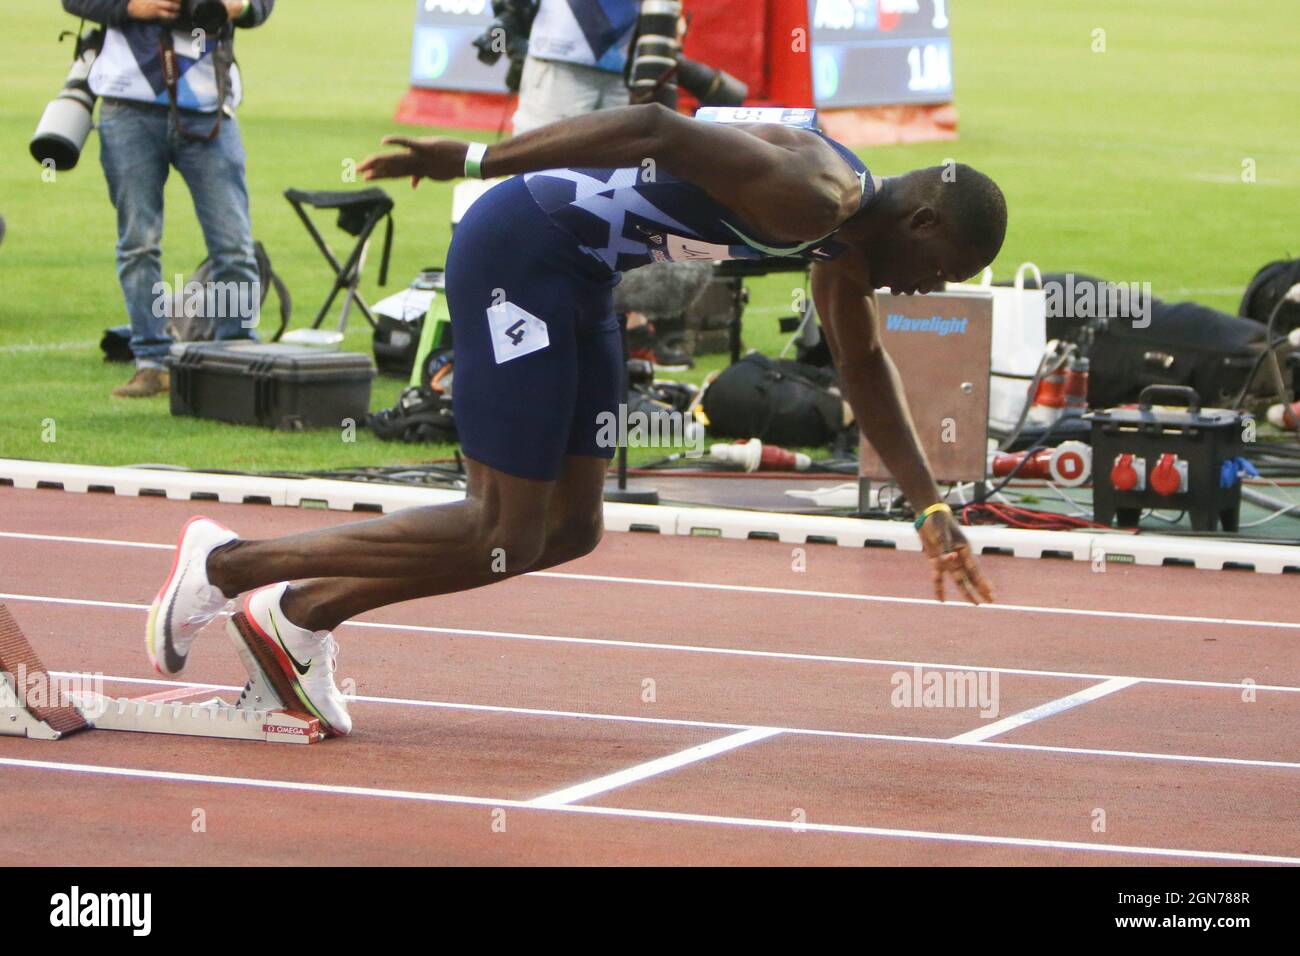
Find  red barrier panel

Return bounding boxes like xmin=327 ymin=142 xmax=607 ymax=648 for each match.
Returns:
xmin=766 ymin=0 xmax=814 ymax=107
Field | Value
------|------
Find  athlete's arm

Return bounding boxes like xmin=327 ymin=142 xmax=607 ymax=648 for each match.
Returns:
xmin=811 ymin=250 xmax=994 ymax=604
xmin=812 ymin=249 xmax=940 ymax=510
xmin=357 ymin=104 xmax=858 ymax=243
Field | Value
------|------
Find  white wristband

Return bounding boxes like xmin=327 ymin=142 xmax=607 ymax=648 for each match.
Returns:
xmin=464 ymin=142 xmax=488 ymax=179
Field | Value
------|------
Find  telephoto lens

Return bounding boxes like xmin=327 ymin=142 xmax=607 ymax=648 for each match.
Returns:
xmin=677 ymin=58 xmax=748 ymax=107
xmin=30 ymin=30 xmax=102 ymax=171
xmin=629 ymin=0 xmax=682 ymax=106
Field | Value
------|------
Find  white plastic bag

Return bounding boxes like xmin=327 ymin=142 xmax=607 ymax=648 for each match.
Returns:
xmin=947 ymin=263 xmax=1047 ymax=432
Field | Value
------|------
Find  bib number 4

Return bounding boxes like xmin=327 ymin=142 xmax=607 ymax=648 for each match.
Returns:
xmin=487 ymin=301 xmax=550 ymax=364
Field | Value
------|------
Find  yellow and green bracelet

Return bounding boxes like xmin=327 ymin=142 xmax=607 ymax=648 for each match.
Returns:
xmin=913 ymin=502 xmax=953 ymax=531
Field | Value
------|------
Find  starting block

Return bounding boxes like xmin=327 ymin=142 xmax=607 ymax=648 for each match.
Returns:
xmin=0 ymin=602 xmax=325 ymax=745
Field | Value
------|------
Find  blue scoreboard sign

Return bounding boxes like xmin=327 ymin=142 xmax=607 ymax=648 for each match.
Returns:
xmin=410 ymin=0 xmax=507 ymax=92
xmin=807 ymin=0 xmax=954 ymax=107
xmin=409 ymin=1 xmax=955 ymax=107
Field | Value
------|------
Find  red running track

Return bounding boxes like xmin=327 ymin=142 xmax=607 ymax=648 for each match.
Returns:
xmin=0 ymin=486 xmax=1297 ymax=865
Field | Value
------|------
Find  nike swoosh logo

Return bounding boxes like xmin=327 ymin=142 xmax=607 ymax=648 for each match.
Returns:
xmin=720 ymin=220 xmax=827 ymax=257
xmin=268 ymin=609 xmax=312 ymax=676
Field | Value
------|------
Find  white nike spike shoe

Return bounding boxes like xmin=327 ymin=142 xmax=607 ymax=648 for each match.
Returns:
xmin=240 ymin=583 xmax=352 ymax=737
xmin=147 ymin=516 xmax=238 ymax=676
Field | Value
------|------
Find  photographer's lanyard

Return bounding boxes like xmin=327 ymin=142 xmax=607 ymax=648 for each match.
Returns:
xmin=160 ymin=30 xmax=226 ymax=142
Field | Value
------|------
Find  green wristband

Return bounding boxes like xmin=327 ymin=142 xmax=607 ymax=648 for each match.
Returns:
xmin=464 ymin=142 xmax=488 ymax=179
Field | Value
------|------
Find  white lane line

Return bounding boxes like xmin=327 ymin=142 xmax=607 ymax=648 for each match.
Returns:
xmin=529 ymin=727 xmax=782 ymax=807
xmin=534 ymin=571 xmax=1300 ymax=632
xmin=948 ymin=677 xmax=1141 ymax=744
xmin=53 ymin=670 xmax=1300 ymax=772
xmin=1 ymin=593 xmax=148 ymax=612
xmin=8 ymin=591 xmax=1300 ymax=694
xmin=5 ymin=530 xmax=1299 ymax=632
xmin=348 ymin=617 xmax=1300 ymax=693
xmin=0 ymin=531 xmax=172 ymax=550
xmin=1 ymin=755 xmax=1296 ymax=865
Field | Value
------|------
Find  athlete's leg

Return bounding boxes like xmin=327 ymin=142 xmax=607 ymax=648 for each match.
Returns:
xmin=257 ymin=455 xmax=608 ymax=633
xmin=208 ymin=454 xmax=555 ymax=603
xmin=530 ymin=302 xmax=622 ymax=571
xmin=534 ymin=454 xmax=608 ymax=568
xmin=207 ymin=174 xmax=616 ymax=633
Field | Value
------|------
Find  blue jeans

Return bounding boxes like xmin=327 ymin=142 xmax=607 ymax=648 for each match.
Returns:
xmin=98 ymin=99 xmax=259 ymax=367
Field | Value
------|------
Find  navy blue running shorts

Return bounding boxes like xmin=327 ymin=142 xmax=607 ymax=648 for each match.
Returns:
xmin=445 ymin=176 xmax=623 ymax=482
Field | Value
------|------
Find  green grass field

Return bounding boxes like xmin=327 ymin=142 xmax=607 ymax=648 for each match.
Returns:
xmin=0 ymin=1 xmax=1296 ymax=471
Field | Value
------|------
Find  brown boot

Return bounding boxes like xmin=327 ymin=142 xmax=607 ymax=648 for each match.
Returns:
xmin=112 ymin=367 xmax=170 ymax=398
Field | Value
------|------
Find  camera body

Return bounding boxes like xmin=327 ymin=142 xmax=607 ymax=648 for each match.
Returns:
xmin=175 ymin=0 xmax=231 ymax=35
xmin=471 ymin=0 xmax=538 ymax=92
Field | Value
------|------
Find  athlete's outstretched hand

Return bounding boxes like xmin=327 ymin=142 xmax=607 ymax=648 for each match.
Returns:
xmin=357 ymin=137 xmax=472 ymax=188
xmin=917 ymin=510 xmax=995 ymax=605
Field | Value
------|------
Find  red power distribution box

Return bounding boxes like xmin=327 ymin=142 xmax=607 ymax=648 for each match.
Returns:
xmin=1086 ymin=386 xmax=1246 ymax=531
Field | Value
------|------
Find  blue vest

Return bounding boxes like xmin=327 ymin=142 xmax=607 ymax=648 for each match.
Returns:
xmin=89 ymin=23 xmax=240 ymax=113
xmin=523 ymin=113 xmax=873 ymax=274
xmin=527 ymin=0 xmax=639 ymax=74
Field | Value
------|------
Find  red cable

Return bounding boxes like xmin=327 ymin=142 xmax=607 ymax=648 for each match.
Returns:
xmin=960 ymin=502 xmax=1111 ymax=531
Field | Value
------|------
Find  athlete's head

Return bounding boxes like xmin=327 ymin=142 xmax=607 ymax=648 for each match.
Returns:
xmin=860 ymin=163 xmax=1007 ymax=295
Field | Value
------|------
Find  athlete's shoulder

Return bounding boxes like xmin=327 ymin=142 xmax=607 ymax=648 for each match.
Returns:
xmin=715 ymin=110 xmax=871 ymax=200
xmin=813 ymin=132 xmax=874 ymax=212
xmin=699 ymin=110 xmax=839 ymax=159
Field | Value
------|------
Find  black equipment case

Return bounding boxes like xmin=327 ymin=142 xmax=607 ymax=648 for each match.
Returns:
xmin=1086 ymin=385 xmax=1245 ymax=532
xmin=168 ymin=342 xmax=375 ymax=431
xmin=1026 ymin=272 xmax=1268 ymax=408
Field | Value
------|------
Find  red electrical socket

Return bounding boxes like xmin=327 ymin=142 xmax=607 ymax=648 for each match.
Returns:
xmin=1110 ymin=453 xmax=1144 ymax=492
xmin=1150 ymin=453 xmax=1188 ymax=496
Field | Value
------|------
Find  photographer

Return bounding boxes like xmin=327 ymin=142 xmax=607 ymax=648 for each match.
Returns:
xmin=508 ymin=1 xmax=684 ymax=367
xmin=507 ymin=1 xmax=747 ymax=368
xmin=62 ymin=0 xmax=274 ymax=398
